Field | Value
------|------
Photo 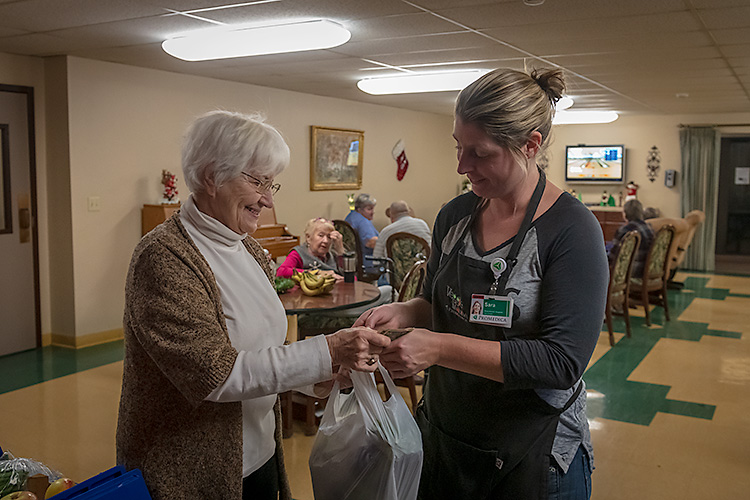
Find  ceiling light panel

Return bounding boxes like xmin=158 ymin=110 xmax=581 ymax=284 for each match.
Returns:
xmin=357 ymin=69 xmax=488 ymax=95
xmin=162 ymin=19 xmax=351 ymax=61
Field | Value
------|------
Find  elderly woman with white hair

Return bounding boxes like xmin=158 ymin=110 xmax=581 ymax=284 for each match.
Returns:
xmin=116 ymin=110 xmax=390 ymax=500
xmin=276 ymin=217 xmax=345 ymax=280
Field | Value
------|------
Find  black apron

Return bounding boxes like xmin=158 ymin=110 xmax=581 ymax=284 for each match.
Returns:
xmin=416 ymin=169 xmax=582 ymax=500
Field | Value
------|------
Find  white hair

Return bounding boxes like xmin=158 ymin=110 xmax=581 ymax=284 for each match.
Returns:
xmin=181 ymin=110 xmax=290 ymax=194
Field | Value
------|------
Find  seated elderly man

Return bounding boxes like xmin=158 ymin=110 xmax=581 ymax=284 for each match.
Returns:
xmin=373 ymin=200 xmax=432 ymax=260
xmin=609 ymin=199 xmax=655 ymax=279
xmin=345 ymin=193 xmax=379 ymax=260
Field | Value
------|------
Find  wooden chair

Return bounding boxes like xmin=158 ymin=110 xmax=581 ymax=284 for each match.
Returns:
xmin=376 ymin=258 xmax=428 ymax=413
xmin=629 ymin=225 xmax=676 ymax=327
xmin=605 ymin=230 xmax=640 ymax=346
xmin=385 ymin=232 xmax=430 ymax=291
xmin=332 ymin=219 xmax=382 ymax=283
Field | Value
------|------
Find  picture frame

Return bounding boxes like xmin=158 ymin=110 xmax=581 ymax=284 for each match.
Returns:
xmin=310 ymin=126 xmax=364 ymax=191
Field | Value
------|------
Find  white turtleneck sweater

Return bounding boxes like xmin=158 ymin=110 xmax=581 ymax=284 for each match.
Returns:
xmin=180 ymin=195 xmax=331 ymax=477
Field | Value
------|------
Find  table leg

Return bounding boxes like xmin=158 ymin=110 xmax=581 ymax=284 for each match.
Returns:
xmin=285 ymin=314 xmax=298 ymax=343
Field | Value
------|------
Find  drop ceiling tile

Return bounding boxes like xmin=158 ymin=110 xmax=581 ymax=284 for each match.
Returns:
xmin=0 ymin=0 xmax=166 ymax=32
xmin=436 ymin=0 xmax=690 ymax=29
xmin=697 ymin=6 xmax=750 ymax=30
xmin=193 ymin=0 xmax=420 ymax=25
xmin=0 ymin=32 xmax=98 ymax=56
xmin=48 ymin=14 xmax=209 ymax=48
xmin=711 ymin=27 xmax=750 ymax=44
xmin=343 ymin=13 xmax=469 ymax=41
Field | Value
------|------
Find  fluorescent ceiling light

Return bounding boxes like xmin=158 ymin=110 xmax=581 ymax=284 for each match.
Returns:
xmin=162 ymin=19 xmax=351 ymax=61
xmin=556 ymin=96 xmax=574 ymax=111
xmin=553 ymin=110 xmax=619 ymax=125
xmin=357 ymin=70 xmax=488 ymax=95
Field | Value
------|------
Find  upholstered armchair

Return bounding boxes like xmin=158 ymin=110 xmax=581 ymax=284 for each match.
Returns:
xmin=605 ymin=230 xmax=640 ymax=346
xmin=332 ymin=219 xmax=383 ymax=283
xmin=385 ymin=232 xmax=430 ymax=291
xmin=376 ymin=258 xmax=428 ymax=413
xmin=630 ymin=225 xmax=675 ymax=326
xmin=647 ymin=210 xmax=705 ymax=288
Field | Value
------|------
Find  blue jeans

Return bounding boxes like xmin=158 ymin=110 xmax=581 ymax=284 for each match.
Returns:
xmin=548 ymin=445 xmax=592 ymax=500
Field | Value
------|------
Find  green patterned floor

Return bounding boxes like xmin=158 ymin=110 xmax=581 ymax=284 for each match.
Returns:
xmin=0 ymin=273 xmax=746 ymax=431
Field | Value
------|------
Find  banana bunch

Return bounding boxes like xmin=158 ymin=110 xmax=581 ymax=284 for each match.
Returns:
xmin=291 ymin=269 xmax=336 ymax=296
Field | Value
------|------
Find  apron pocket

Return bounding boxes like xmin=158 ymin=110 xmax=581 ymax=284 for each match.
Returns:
xmin=416 ymin=407 xmax=499 ymax=499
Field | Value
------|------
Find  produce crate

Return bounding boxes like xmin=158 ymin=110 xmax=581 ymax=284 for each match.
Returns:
xmin=50 ymin=466 xmax=151 ymax=500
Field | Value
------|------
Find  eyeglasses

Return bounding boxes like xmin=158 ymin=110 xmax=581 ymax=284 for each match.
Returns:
xmin=241 ymin=172 xmax=281 ymax=195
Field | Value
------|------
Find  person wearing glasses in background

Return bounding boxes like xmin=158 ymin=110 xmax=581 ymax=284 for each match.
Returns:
xmin=117 ymin=110 xmax=390 ymax=500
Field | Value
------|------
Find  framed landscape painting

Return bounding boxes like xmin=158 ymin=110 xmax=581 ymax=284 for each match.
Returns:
xmin=310 ymin=126 xmax=364 ymax=191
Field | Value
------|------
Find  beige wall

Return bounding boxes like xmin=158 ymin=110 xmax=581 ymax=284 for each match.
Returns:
xmin=550 ymin=115 xmax=750 ymax=217
xmin=3 ymin=51 xmax=750 ymax=342
xmin=64 ymin=57 xmax=458 ymax=338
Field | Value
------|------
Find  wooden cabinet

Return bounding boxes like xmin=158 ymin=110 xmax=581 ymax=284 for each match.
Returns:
xmin=590 ymin=207 xmax=624 ymax=241
xmin=142 ymin=204 xmax=180 ymax=236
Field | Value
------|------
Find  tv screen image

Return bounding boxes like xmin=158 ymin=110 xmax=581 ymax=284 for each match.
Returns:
xmin=565 ymin=145 xmax=625 ymax=183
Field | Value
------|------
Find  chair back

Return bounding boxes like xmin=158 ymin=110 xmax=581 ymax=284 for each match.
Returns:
xmin=677 ymin=210 xmax=705 ymax=268
xmin=608 ymin=230 xmax=640 ymax=303
xmin=333 ymin=219 xmax=365 ymax=280
xmin=386 ymin=232 xmax=430 ymax=290
xmin=643 ymin=224 xmax=675 ymax=287
xmin=398 ymin=259 xmax=427 ymax=303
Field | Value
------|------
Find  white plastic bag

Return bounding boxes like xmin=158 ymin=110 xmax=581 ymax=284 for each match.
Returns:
xmin=309 ymin=364 xmax=423 ymax=500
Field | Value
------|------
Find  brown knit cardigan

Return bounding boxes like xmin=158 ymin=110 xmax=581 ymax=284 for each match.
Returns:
xmin=116 ymin=213 xmax=292 ymax=500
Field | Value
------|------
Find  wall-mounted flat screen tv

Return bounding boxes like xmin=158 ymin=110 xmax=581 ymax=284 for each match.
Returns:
xmin=565 ymin=145 xmax=625 ymax=184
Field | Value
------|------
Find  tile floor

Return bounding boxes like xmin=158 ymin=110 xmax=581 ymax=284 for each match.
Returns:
xmin=1 ymin=270 xmax=749 ymax=499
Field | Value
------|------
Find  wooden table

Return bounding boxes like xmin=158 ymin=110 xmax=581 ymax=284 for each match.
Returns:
xmin=279 ymin=281 xmax=381 ymax=343
xmin=278 ymin=281 xmax=380 ymax=436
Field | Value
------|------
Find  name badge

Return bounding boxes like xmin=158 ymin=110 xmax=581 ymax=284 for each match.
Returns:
xmin=469 ymin=294 xmax=513 ymax=327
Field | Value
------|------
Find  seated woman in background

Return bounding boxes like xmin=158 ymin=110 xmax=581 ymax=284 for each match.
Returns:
xmin=277 ymin=218 xmax=344 ymax=280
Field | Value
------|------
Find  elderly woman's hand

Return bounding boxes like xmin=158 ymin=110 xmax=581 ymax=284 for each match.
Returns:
xmin=330 ymin=230 xmax=344 ymax=254
xmin=326 ymin=327 xmax=391 ymax=372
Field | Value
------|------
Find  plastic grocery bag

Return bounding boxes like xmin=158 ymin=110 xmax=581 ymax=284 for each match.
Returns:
xmin=309 ymin=364 xmax=423 ymax=500
xmin=0 ymin=451 xmax=62 ymax=496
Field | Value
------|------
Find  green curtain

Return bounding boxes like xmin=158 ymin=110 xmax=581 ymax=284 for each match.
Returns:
xmin=679 ymin=126 xmax=719 ymax=271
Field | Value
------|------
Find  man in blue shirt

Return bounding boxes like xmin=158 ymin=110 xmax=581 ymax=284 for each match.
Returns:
xmin=345 ymin=193 xmax=379 ymax=263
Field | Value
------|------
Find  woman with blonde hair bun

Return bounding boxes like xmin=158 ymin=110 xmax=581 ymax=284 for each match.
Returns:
xmin=357 ymin=68 xmax=608 ymax=499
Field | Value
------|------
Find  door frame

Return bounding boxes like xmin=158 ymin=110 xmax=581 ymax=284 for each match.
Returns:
xmin=1 ymin=83 xmax=41 ymax=347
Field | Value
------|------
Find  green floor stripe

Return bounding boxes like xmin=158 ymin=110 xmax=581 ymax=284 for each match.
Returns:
xmin=0 ymin=341 xmax=124 ymax=395
xmin=584 ymin=275 xmax=742 ymax=426
xmin=660 ymin=399 xmax=715 ymax=420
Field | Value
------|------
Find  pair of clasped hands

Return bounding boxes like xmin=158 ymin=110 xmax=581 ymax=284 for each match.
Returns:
xmin=325 ymin=302 xmax=434 ymax=388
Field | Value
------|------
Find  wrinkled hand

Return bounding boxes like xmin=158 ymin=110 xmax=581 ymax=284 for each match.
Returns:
xmin=326 ymin=327 xmax=391 ymax=372
xmin=321 ymin=270 xmax=345 ymax=282
xmin=353 ymin=303 xmax=405 ymax=330
xmin=380 ymin=328 xmax=437 ymax=379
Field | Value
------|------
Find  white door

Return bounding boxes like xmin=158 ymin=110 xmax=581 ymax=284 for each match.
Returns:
xmin=0 ymin=86 xmax=38 ymax=356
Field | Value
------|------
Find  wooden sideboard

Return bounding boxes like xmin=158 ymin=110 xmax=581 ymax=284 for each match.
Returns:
xmin=590 ymin=206 xmax=624 ymax=241
xmin=140 ymin=204 xmax=299 ymax=260
xmin=142 ymin=204 xmax=180 ymax=236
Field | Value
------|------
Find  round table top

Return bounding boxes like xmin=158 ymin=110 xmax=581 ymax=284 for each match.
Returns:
xmin=278 ymin=281 xmax=380 ymax=315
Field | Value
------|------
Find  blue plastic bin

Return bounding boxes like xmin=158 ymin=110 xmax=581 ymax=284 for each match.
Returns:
xmin=49 ymin=466 xmax=151 ymax=500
